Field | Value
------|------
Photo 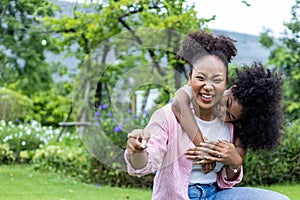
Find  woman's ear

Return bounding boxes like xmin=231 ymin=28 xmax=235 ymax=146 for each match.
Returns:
xmin=188 ymin=71 xmax=192 ymax=85
xmin=188 ymin=77 xmax=191 ymax=86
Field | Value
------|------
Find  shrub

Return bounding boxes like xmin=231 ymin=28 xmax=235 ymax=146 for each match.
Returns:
xmin=0 ymin=87 xmax=33 ymax=122
xmin=89 ymin=157 xmax=154 ymax=188
xmin=30 ymin=86 xmax=72 ymax=127
xmin=0 ymin=143 xmax=16 ymax=164
xmin=0 ymin=120 xmax=64 ymax=162
xmin=241 ymin=119 xmax=300 ymax=186
xmin=32 ymin=144 xmax=90 ymax=182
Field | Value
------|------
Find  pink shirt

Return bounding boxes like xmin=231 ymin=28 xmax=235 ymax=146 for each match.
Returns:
xmin=124 ymin=104 xmax=243 ymax=200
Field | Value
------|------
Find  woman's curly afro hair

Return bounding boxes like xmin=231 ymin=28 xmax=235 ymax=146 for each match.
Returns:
xmin=232 ymin=62 xmax=284 ymax=151
xmin=178 ymin=31 xmax=237 ymax=68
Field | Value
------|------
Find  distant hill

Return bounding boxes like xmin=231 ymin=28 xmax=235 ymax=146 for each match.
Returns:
xmin=212 ymin=29 xmax=269 ymax=65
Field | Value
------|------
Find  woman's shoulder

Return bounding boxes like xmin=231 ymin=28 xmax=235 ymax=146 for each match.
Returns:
xmin=150 ymin=104 xmax=177 ymax=123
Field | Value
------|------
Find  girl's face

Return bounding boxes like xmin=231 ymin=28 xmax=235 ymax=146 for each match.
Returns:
xmin=188 ymin=55 xmax=227 ymax=113
xmin=221 ymin=87 xmax=243 ymax=122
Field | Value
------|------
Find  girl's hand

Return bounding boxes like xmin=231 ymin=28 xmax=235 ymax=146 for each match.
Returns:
xmin=198 ymin=140 xmax=242 ymax=168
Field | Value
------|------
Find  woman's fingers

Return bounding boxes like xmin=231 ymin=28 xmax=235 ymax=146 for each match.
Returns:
xmin=127 ymin=129 xmax=149 ymax=153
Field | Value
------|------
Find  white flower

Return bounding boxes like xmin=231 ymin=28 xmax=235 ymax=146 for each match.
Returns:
xmin=21 ymin=141 xmax=26 ymax=146
xmin=26 ymin=129 xmax=31 ymax=135
xmin=1 ymin=120 xmax=6 ymax=126
xmin=3 ymin=136 xmax=9 ymax=142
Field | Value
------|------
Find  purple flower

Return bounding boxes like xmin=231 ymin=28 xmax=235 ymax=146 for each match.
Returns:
xmin=107 ymin=112 xmax=112 ymax=117
xmin=125 ymin=118 xmax=130 ymax=123
xmin=15 ymin=118 xmax=19 ymax=123
xmin=127 ymin=109 xmax=132 ymax=114
xmin=96 ymin=183 xmax=101 ymax=188
xmin=132 ymin=115 xmax=137 ymax=120
xmin=102 ymin=103 xmax=108 ymax=109
xmin=143 ymin=110 xmax=148 ymax=116
xmin=95 ymin=111 xmax=100 ymax=117
xmin=114 ymin=123 xmax=123 ymax=132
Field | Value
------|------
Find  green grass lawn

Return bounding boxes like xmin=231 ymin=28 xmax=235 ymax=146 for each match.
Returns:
xmin=0 ymin=165 xmax=298 ymax=200
xmin=258 ymin=184 xmax=299 ymax=200
xmin=0 ymin=165 xmax=152 ymax=200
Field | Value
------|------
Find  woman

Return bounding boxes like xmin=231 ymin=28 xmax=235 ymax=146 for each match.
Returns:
xmin=124 ymin=31 xmax=289 ymax=200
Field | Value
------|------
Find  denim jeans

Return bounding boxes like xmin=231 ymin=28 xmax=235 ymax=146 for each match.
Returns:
xmin=188 ymin=184 xmax=290 ymax=200
xmin=188 ymin=183 xmax=218 ymax=200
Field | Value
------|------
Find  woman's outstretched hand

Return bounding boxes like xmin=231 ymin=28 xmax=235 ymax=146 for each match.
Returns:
xmin=126 ymin=129 xmax=150 ymax=154
xmin=126 ymin=129 xmax=150 ymax=169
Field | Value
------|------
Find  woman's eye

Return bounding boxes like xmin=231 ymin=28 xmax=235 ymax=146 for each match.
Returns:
xmin=196 ymin=76 xmax=204 ymax=80
xmin=214 ymin=79 xmax=223 ymax=83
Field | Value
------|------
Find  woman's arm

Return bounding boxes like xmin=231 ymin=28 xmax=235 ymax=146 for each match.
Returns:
xmin=171 ymin=86 xmax=204 ymax=146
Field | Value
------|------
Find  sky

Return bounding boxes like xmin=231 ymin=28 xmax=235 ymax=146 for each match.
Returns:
xmin=194 ymin=0 xmax=295 ymax=37
xmin=63 ymin=0 xmax=296 ymax=37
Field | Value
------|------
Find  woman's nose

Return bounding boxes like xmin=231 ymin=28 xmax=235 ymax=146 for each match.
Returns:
xmin=203 ymin=81 xmax=213 ymax=90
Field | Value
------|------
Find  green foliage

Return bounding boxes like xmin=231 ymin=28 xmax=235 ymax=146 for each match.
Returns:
xmin=43 ymin=0 xmax=213 ymax=115
xmin=89 ymin=157 xmax=154 ymax=188
xmin=30 ymin=84 xmax=72 ymax=127
xmin=0 ymin=0 xmax=58 ymax=96
xmin=0 ymin=120 xmax=59 ymax=162
xmin=2 ymin=118 xmax=299 ymax=188
xmin=259 ymin=0 xmax=300 ymax=120
xmin=95 ymin=102 xmax=150 ymax=149
xmin=0 ymin=143 xmax=15 ymax=164
xmin=0 ymin=87 xmax=33 ymax=121
xmin=33 ymin=144 xmax=90 ymax=182
xmin=241 ymin=120 xmax=300 ymax=186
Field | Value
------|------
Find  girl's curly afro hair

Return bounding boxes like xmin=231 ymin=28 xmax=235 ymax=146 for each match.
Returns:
xmin=232 ymin=62 xmax=284 ymax=151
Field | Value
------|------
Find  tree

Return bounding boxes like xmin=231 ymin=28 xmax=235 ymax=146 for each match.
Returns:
xmin=41 ymin=0 xmax=215 ymax=170
xmin=0 ymin=0 xmax=57 ymax=96
xmin=43 ymin=0 xmax=214 ymax=109
xmin=259 ymin=0 xmax=300 ymax=121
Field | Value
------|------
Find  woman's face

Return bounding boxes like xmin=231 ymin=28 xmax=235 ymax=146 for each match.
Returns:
xmin=189 ymin=55 xmax=227 ymax=112
xmin=221 ymin=87 xmax=243 ymax=122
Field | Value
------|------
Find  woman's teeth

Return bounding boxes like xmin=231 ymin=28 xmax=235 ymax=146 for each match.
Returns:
xmin=201 ymin=94 xmax=212 ymax=99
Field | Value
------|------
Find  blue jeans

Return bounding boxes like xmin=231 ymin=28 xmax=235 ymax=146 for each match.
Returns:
xmin=212 ymin=187 xmax=290 ymax=200
xmin=188 ymin=183 xmax=218 ymax=200
xmin=188 ymin=184 xmax=290 ymax=200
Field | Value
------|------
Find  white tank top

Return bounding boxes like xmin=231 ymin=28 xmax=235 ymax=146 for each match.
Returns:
xmin=189 ymin=116 xmax=230 ymax=184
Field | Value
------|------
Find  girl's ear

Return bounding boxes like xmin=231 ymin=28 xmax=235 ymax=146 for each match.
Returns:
xmin=229 ymin=85 xmax=237 ymax=91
